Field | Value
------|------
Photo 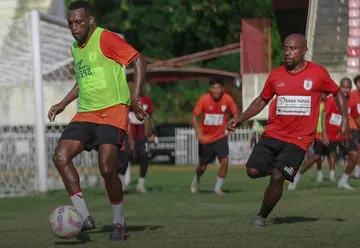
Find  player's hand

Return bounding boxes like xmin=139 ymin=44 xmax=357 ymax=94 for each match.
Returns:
xmin=131 ymin=98 xmax=149 ymax=121
xmin=322 ymin=134 xmax=329 ymax=146
xmin=196 ymin=131 xmax=203 ymax=142
xmin=47 ymin=103 xmax=65 ymax=122
xmin=226 ymin=117 xmax=242 ymax=133
xmin=340 ymin=119 xmax=350 ymax=147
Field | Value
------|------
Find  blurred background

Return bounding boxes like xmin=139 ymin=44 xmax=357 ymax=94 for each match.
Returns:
xmin=0 ymin=0 xmax=355 ymax=195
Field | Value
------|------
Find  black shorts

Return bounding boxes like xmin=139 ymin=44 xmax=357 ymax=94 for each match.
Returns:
xmin=246 ymin=136 xmax=306 ymax=182
xmin=351 ymin=129 xmax=360 ymax=145
xmin=313 ymin=139 xmax=329 ymax=156
xmin=60 ymin=122 xmax=126 ymax=151
xmin=198 ymin=137 xmax=229 ymax=166
xmin=118 ymin=137 xmax=148 ymax=168
xmin=327 ymin=138 xmax=358 ymax=154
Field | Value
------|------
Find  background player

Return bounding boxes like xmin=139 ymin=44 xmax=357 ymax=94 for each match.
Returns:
xmin=47 ymin=1 xmax=147 ymax=241
xmin=191 ymin=78 xmax=238 ymax=195
xmin=351 ymin=75 xmax=360 ymax=178
xmin=119 ymin=93 xmax=157 ymax=193
xmin=323 ymin=78 xmax=360 ymax=189
xmin=288 ymin=93 xmax=336 ymax=190
xmin=226 ymin=34 xmax=348 ymax=227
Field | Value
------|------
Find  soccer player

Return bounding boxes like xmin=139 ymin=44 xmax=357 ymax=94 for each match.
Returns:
xmin=226 ymin=34 xmax=349 ymax=227
xmin=288 ymin=94 xmax=336 ymax=190
xmin=47 ymin=1 xmax=147 ymax=241
xmin=322 ymin=78 xmax=360 ymax=189
xmin=118 ymin=93 xmax=157 ymax=193
xmin=191 ymin=78 xmax=238 ymax=195
xmin=351 ymin=75 xmax=360 ymax=178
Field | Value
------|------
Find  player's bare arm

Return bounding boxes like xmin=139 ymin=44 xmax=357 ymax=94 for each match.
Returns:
xmin=191 ymin=113 xmax=203 ymax=141
xmin=148 ymin=114 xmax=157 ymax=142
xmin=321 ymin=111 xmax=329 ymax=145
xmin=47 ymin=82 xmax=79 ymax=122
xmin=129 ymin=55 xmax=148 ymax=121
xmin=334 ymin=92 xmax=350 ymax=145
xmin=226 ymin=95 xmax=268 ymax=132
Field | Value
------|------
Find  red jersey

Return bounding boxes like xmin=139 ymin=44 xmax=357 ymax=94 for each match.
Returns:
xmin=349 ymin=90 xmax=360 ymax=130
xmin=324 ymin=95 xmax=359 ymax=141
xmin=128 ymin=95 xmax=154 ymax=139
xmin=268 ymin=99 xmax=276 ymax=121
xmin=194 ymin=93 xmax=238 ymax=144
xmin=261 ymin=62 xmax=340 ymax=151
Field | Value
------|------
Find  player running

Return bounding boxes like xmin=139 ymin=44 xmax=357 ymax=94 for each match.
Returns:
xmin=47 ymin=1 xmax=147 ymax=241
xmin=288 ymin=94 xmax=336 ymax=190
xmin=350 ymin=75 xmax=360 ymax=178
xmin=118 ymin=93 xmax=157 ymax=193
xmin=323 ymin=78 xmax=360 ymax=189
xmin=191 ymin=78 xmax=238 ymax=195
xmin=226 ymin=34 xmax=349 ymax=227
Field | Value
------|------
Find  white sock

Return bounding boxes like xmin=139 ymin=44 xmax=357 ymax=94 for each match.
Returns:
xmin=340 ymin=173 xmax=350 ymax=184
xmin=112 ymin=200 xmax=125 ymax=226
xmin=193 ymin=174 xmax=199 ymax=183
xmin=214 ymin=176 xmax=224 ymax=191
xmin=125 ymin=163 xmax=131 ymax=184
xmin=317 ymin=170 xmax=323 ymax=176
xmin=293 ymin=172 xmax=302 ymax=184
xmin=329 ymin=170 xmax=335 ymax=177
xmin=119 ymin=174 xmax=125 ymax=189
xmin=119 ymin=174 xmax=125 ymax=184
xmin=355 ymin=165 xmax=360 ymax=177
xmin=70 ymin=191 xmax=90 ymax=220
xmin=138 ymin=177 xmax=145 ymax=187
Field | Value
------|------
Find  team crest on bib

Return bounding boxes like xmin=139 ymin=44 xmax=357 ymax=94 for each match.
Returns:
xmin=221 ymin=105 xmax=227 ymax=112
xmin=303 ymin=79 xmax=313 ymax=90
xmin=89 ymin=52 xmax=97 ymax=62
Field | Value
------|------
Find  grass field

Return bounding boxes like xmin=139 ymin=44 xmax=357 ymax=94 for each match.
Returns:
xmin=1 ymin=165 xmax=360 ymax=248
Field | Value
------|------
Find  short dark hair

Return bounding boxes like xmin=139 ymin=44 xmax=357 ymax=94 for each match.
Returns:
xmin=68 ymin=0 xmax=93 ymax=15
xmin=209 ymin=78 xmax=224 ymax=86
xmin=354 ymin=75 xmax=360 ymax=85
xmin=340 ymin=77 xmax=352 ymax=87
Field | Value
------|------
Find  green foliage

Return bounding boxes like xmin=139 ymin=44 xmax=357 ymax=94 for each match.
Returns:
xmin=88 ymin=0 xmax=282 ymax=123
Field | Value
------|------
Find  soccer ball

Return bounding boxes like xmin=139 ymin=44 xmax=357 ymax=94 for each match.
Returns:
xmin=49 ymin=205 xmax=83 ymax=239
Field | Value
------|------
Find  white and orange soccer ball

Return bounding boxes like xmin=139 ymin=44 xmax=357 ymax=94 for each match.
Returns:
xmin=49 ymin=205 xmax=83 ymax=239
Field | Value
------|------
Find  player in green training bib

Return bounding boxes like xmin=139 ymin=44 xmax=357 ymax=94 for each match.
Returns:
xmin=47 ymin=1 xmax=147 ymax=241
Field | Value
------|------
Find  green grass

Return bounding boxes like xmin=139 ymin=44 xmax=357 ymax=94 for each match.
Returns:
xmin=1 ymin=165 xmax=360 ymax=248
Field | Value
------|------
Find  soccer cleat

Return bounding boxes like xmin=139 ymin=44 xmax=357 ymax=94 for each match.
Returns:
xmin=329 ymin=174 xmax=336 ymax=182
xmin=109 ymin=223 xmax=126 ymax=241
xmin=190 ymin=180 xmax=198 ymax=193
xmin=82 ymin=216 xmax=96 ymax=232
xmin=214 ymin=190 xmax=226 ymax=196
xmin=287 ymin=182 xmax=297 ymax=190
xmin=253 ymin=215 xmax=266 ymax=228
xmin=338 ymin=181 xmax=354 ymax=190
xmin=136 ymin=184 xmax=147 ymax=193
xmin=316 ymin=172 xmax=323 ymax=183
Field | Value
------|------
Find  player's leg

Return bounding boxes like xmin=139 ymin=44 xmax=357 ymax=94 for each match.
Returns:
xmin=117 ymin=137 xmax=131 ymax=189
xmin=246 ymin=137 xmax=277 ymax=179
xmin=53 ymin=122 xmax=95 ymax=231
xmin=95 ymin=124 xmax=126 ymax=241
xmin=255 ymin=141 xmax=305 ymax=227
xmin=213 ymin=137 xmax=229 ymax=195
xmin=136 ymin=138 xmax=149 ymax=193
xmin=191 ymin=142 xmax=216 ymax=193
xmin=338 ymin=139 xmax=359 ymax=190
xmin=353 ymin=130 xmax=360 ymax=178
xmin=328 ymin=151 xmax=336 ymax=181
xmin=289 ymin=140 xmax=323 ymax=190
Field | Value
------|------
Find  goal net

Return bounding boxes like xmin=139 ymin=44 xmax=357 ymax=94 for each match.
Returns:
xmin=0 ymin=11 xmax=102 ymax=197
